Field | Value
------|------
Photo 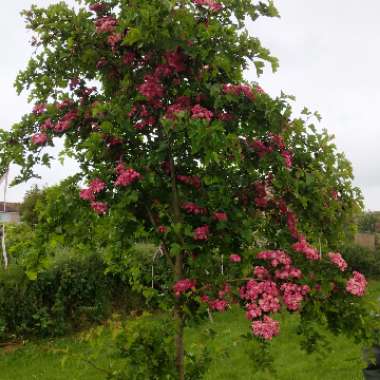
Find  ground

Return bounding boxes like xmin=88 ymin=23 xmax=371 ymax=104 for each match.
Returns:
xmin=2 ymin=282 xmax=380 ymax=380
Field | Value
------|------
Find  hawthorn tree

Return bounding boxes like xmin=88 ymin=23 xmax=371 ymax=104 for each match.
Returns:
xmin=0 ymin=0 xmax=371 ymax=378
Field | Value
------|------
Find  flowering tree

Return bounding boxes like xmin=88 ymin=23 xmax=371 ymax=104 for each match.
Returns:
xmin=0 ymin=0 xmax=370 ymax=378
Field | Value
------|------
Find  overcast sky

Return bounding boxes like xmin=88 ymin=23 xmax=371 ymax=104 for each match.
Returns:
xmin=1 ymin=0 xmax=380 ymax=210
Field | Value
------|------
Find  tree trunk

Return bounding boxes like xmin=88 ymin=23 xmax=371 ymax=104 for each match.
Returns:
xmin=169 ymin=151 xmax=185 ymax=379
xmin=175 ymin=250 xmax=185 ymax=380
xmin=175 ymin=303 xmax=185 ymax=380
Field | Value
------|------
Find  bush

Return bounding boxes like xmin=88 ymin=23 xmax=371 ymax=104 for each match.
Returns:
xmin=0 ymin=252 xmax=141 ymax=340
xmin=343 ymin=244 xmax=380 ymax=277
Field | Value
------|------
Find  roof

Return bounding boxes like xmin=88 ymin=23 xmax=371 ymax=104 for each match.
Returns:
xmin=0 ymin=202 xmax=20 ymax=212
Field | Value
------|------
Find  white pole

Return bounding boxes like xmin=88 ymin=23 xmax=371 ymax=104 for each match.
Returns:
xmin=1 ymin=169 xmax=9 ymax=268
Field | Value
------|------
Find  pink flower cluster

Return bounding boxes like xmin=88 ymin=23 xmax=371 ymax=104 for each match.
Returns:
xmin=281 ymin=150 xmax=293 ymax=169
xmin=223 ymin=83 xmax=254 ymax=99
xmin=292 ymin=237 xmax=320 ymax=261
xmin=89 ymin=3 xmax=107 ymax=14
xmin=137 ymin=75 xmax=165 ymax=102
xmin=286 ymin=211 xmax=299 ymax=239
xmin=33 ymin=103 xmax=46 ymax=115
xmin=191 ymin=104 xmax=213 ymax=122
xmin=173 ymin=278 xmax=196 ymax=297
xmin=108 ymin=33 xmax=122 ymax=50
xmin=31 ymin=133 xmax=48 ymax=145
xmin=253 ymin=266 xmax=269 ymax=280
xmin=250 ymin=139 xmax=273 ymax=158
xmin=346 ymin=271 xmax=367 ymax=297
xmin=328 ymin=252 xmax=348 ymax=272
xmin=80 ymin=178 xmax=106 ymax=202
xmin=252 ymin=316 xmax=280 ymax=340
xmin=280 ymin=283 xmax=310 ymax=311
xmin=165 ymin=49 xmax=187 ymax=73
xmin=229 ymin=254 xmax=241 ymax=263
xmin=54 ymin=110 xmax=77 ymax=133
xmin=91 ymin=201 xmax=108 ymax=215
xmin=165 ymin=96 xmax=191 ymax=120
xmin=181 ymin=202 xmax=207 ymax=215
xmin=193 ymin=225 xmax=209 ymax=241
xmin=256 ymin=250 xmax=292 ymax=268
xmin=209 ymin=299 xmax=229 ymax=312
xmin=95 ymin=16 xmax=117 ymax=33
xmin=213 ymin=211 xmax=228 ymax=222
xmin=177 ymin=175 xmax=201 ymax=190
xmin=275 ymin=266 xmax=302 ymax=280
xmin=240 ymin=280 xmax=279 ymax=303
xmin=192 ymin=0 xmax=223 ymax=12
xmin=115 ymin=163 xmax=142 ymax=187
xmin=254 ymin=181 xmax=269 ymax=209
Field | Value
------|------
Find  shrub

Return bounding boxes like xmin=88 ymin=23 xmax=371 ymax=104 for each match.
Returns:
xmin=0 ymin=252 xmax=139 ymax=340
xmin=343 ymin=244 xmax=380 ymax=277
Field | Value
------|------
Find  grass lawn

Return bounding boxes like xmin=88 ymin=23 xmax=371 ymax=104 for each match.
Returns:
xmin=1 ymin=281 xmax=380 ymax=380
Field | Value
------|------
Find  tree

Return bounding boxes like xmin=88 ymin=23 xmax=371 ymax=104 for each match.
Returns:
xmin=0 ymin=1 xmax=371 ymax=378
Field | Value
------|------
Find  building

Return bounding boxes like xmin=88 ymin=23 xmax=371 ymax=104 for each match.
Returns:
xmin=0 ymin=202 xmax=21 ymax=224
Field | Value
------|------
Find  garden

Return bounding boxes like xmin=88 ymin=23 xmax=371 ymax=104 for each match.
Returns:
xmin=0 ymin=0 xmax=379 ymax=379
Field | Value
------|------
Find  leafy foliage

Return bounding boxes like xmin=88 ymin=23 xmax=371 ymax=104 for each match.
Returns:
xmin=0 ymin=0 xmax=372 ymax=377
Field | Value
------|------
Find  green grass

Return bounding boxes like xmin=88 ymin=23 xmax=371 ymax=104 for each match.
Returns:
xmin=2 ymin=282 xmax=380 ymax=380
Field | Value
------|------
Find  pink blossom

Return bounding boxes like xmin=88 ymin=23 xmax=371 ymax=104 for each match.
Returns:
xmin=95 ymin=16 xmax=117 ymax=33
xmin=191 ymin=104 xmax=213 ymax=122
xmin=229 ymin=254 xmax=241 ymax=263
xmin=193 ymin=225 xmax=209 ymax=241
xmin=253 ymin=266 xmax=270 ymax=280
xmin=158 ymin=225 xmax=167 ymax=234
xmin=292 ymin=237 xmax=320 ymax=261
xmin=181 ymin=202 xmax=207 ymax=215
xmin=96 ymin=57 xmax=108 ymax=69
xmin=89 ymin=3 xmax=107 ymax=13
xmin=91 ymin=201 xmax=108 ymax=215
xmin=173 ymin=279 xmax=196 ymax=297
xmin=80 ymin=188 xmax=95 ymax=202
xmin=252 ymin=316 xmax=280 ymax=340
xmin=137 ymin=75 xmax=165 ymax=101
xmin=107 ymin=33 xmax=122 ymax=50
xmin=346 ymin=271 xmax=367 ymax=297
xmin=281 ymin=150 xmax=293 ymax=169
xmin=257 ymin=250 xmax=292 ymax=267
xmin=115 ymin=166 xmax=142 ymax=187
xmin=328 ymin=252 xmax=348 ymax=272
xmin=251 ymin=139 xmax=271 ymax=158
xmin=217 ymin=112 xmax=234 ymax=121
xmin=165 ymin=96 xmax=191 ymax=120
xmin=31 ymin=133 xmax=48 ymax=145
xmin=193 ymin=0 xmax=223 ymax=13
xmin=281 ymin=283 xmax=309 ymax=311
xmin=40 ymin=118 xmax=54 ymax=131
xmin=286 ymin=211 xmax=299 ymax=239
xmin=154 ymin=64 xmax=173 ymax=78
xmin=33 ymin=103 xmax=46 ymax=115
xmin=54 ymin=110 xmax=77 ymax=133
xmin=213 ymin=212 xmax=228 ymax=222
xmin=270 ymin=134 xmax=286 ymax=150
xmin=258 ymin=293 xmax=281 ymax=313
xmin=56 ymin=99 xmax=74 ymax=110
xmin=255 ymin=196 xmax=268 ymax=208
xmin=177 ymin=175 xmax=201 ymax=189
xmin=209 ymin=299 xmax=229 ymax=312
xmin=246 ymin=303 xmax=262 ymax=320
xmin=275 ymin=265 xmax=302 ymax=280
xmin=89 ymin=178 xmax=106 ymax=193
xmin=165 ymin=49 xmax=187 ymax=73
xmin=122 ymin=51 xmax=136 ymax=65
xmin=223 ymin=83 xmax=254 ymax=99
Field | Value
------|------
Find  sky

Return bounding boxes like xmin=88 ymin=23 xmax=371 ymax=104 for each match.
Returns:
xmin=1 ymin=0 xmax=380 ymax=210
